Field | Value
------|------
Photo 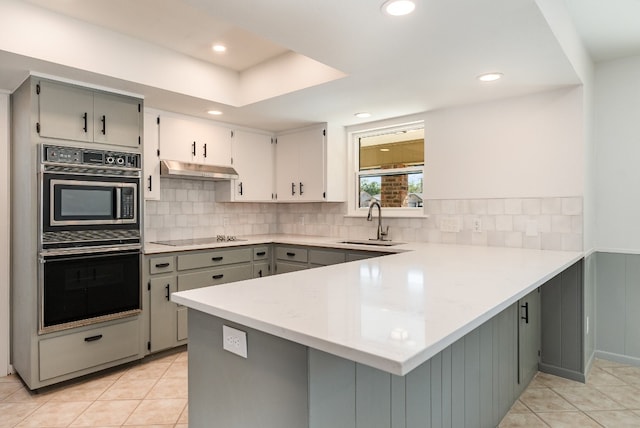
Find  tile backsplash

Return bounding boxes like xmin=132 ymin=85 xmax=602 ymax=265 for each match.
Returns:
xmin=145 ymin=179 xmax=582 ymax=251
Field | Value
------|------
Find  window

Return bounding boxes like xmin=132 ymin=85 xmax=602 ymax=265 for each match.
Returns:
xmin=353 ymin=122 xmax=424 ymax=215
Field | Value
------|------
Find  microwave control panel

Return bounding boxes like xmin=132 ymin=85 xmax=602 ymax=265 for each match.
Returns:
xmin=43 ymin=145 xmax=141 ymax=169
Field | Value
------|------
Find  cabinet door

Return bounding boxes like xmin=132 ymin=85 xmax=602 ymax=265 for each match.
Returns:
xmin=201 ymin=123 xmax=232 ymax=166
xmin=149 ymin=277 xmax=177 ymax=353
xmin=518 ymin=288 xmax=540 ymax=391
xmin=38 ymin=80 xmax=94 ymax=143
xmin=93 ymin=92 xmax=141 ymax=148
xmin=274 ymin=132 xmax=300 ymax=201
xmin=254 ymin=261 xmax=271 ymax=278
xmin=275 ymin=261 xmax=308 ymax=274
xmin=297 ymin=127 xmax=326 ymax=201
xmin=232 ymin=130 xmax=274 ymax=201
xmin=159 ymin=115 xmax=201 ymax=163
xmin=143 ymin=113 xmax=160 ymax=200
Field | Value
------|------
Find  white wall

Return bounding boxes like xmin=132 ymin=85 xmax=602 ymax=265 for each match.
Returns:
xmin=0 ymin=92 xmax=10 ymax=376
xmin=595 ymin=56 xmax=640 ymax=252
xmin=424 ymin=87 xmax=584 ymax=200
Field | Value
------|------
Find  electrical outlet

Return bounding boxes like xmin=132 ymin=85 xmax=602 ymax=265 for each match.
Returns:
xmin=223 ymin=217 xmax=230 ymax=227
xmin=223 ymin=325 xmax=248 ymax=358
xmin=299 ymin=215 xmax=305 ymax=225
xmin=472 ymin=217 xmax=482 ymax=233
xmin=525 ymin=219 xmax=538 ymax=237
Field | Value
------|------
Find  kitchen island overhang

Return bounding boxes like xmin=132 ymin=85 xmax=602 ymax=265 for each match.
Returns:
xmin=172 ymin=243 xmax=582 ymax=376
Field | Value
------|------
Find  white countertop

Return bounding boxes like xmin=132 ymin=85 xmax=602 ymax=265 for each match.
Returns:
xmin=144 ymin=234 xmax=409 ymax=255
xmin=169 ymin=237 xmax=582 ymax=376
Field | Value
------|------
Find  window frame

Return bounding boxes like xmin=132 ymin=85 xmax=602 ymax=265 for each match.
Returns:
xmin=346 ymin=118 xmax=427 ymax=218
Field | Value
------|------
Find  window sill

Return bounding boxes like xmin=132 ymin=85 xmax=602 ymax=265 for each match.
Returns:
xmin=345 ymin=210 xmax=429 ymax=219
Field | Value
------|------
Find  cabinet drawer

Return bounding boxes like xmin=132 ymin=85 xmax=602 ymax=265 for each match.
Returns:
xmin=253 ymin=246 xmax=270 ymax=261
xmin=346 ymin=251 xmax=388 ymax=262
xmin=177 ymin=265 xmax=253 ymax=292
xmin=275 ymin=246 xmax=308 ymax=263
xmin=149 ymin=256 xmax=175 ymax=274
xmin=39 ymin=318 xmax=140 ymax=381
xmin=309 ymin=249 xmax=346 ymax=266
xmin=177 ymin=248 xmax=252 ymax=271
xmin=276 ymin=261 xmax=308 ymax=274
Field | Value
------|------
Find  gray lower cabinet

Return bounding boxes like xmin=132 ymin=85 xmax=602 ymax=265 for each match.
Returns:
xmin=540 ymin=259 xmax=584 ymax=381
xmin=187 ymin=260 xmax=584 ymax=428
xmin=145 ymin=245 xmax=269 ymax=353
xmin=274 ymin=245 xmax=388 ymax=273
xmin=518 ymin=288 xmax=541 ymax=394
xmin=149 ymin=276 xmax=177 ymax=353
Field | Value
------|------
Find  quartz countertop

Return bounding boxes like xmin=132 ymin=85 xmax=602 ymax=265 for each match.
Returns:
xmin=144 ymin=234 xmax=410 ymax=254
xmin=169 ymin=237 xmax=582 ymax=376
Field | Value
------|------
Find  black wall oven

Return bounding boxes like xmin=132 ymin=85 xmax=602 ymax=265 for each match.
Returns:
xmin=39 ymin=144 xmax=143 ymax=333
xmin=42 ymin=250 xmax=140 ymax=330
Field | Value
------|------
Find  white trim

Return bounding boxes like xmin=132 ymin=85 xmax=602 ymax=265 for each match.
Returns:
xmin=347 ymin=118 xmax=426 ymax=217
xmin=30 ymin=72 xmax=145 ymax=99
xmin=596 ymin=248 xmax=640 ymax=255
xmin=0 ymin=93 xmax=10 ymax=376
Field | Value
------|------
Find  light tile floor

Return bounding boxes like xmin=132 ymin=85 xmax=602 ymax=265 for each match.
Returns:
xmin=0 ymin=349 xmax=188 ymax=428
xmin=2 ymin=352 xmax=640 ymax=427
xmin=499 ymin=358 xmax=640 ymax=427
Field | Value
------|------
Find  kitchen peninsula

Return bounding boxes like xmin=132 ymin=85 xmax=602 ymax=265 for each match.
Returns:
xmin=171 ymin=239 xmax=583 ymax=428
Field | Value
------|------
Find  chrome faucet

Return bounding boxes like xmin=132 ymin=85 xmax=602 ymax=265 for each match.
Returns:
xmin=367 ymin=201 xmax=389 ymax=241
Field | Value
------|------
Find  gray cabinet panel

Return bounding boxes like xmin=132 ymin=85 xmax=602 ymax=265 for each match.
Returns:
xmin=540 ymin=260 xmax=584 ymax=380
xmin=149 ymin=276 xmax=177 ymax=352
xmin=93 ymin=92 xmax=140 ymax=148
xmin=355 ymin=363 xmax=391 ymax=428
xmin=430 ymin=352 xmax=443 ymax=427
xmin=406 ymin=359 xmax=431 ymax=428
xmin=275 ymin=246 xmax=309 ymax=263
xmin=276 ymin=261 xmax=308 ymax=274
xmin=541 ymin=275 xmax=562 ymax=367
xmin=253 ymin=261 xmax=271 ymax=278
xmin=188 ymin=310 xmax=309 ymax=428
xmin=478 ymin=323 xmax=494 ymax=428
xmin=518 ymin=288 xmax=540 ymax=392
xmin=561 ymin=264 xmax=582 ymax=371
xmin=464 ymin=329 xmax=481 ymax=428
xmin=451 ymin=340 xmax=465 ymax=428
xmin=149 ymin=255 xmax=174 ymax=274
xmin=309 ymin=249 xmax=346 ymax=266
xmin=177 ymin=248 xmax=252 ymax=270
xmin=391 ymin=375 xmax=406 ymax=428
xmin=177 ymin=265 xmax=253 ymax=291
xmin=38 ymin=80 xmax=93 ymax=143
xmin=309 ymin=349 xmax=355 ymax=428
xmin=39 ymin=318 xmax=139 ymax=381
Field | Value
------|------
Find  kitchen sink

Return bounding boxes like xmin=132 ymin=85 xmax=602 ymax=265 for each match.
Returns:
xmin=339 ymin=239 xmax=405 ymax=247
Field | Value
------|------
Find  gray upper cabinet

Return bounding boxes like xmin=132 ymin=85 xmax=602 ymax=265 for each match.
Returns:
xmin=37 ymin=79 xmax=141 ymax=148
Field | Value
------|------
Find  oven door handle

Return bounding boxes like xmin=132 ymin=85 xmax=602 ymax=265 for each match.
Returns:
xmin=41 ymin=247 xmax=141 ymax=261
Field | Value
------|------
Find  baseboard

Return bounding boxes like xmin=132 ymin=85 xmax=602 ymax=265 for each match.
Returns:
xmin=539 ymin=363 xmax=586 ymax=383
xmin=595 ymin=350 xmax=640 ymax=367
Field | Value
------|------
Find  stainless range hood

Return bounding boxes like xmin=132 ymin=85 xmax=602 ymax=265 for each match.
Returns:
xmin=160 ymin=160 xmax=239 ymax=181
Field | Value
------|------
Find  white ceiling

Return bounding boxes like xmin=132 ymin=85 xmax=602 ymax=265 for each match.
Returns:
xmin=2 ymin=0 xmax=640 ymax=132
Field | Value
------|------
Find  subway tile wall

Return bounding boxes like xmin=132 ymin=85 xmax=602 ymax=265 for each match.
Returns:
xmin=144 ymin=178 xmax=278 ymax=242
xmin=144 ymin=179 xmax=582 ymax=252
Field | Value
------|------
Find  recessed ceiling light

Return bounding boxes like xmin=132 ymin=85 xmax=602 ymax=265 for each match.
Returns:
xmin=380 ymin=148 xmax=391 ymax=152
xmin=477 ymin=72 xmax=503 ymax=82
xmin=355 ymin=112 xmax=371 ymax=118
xmin=382 ymin=0 xmax=416 ymax=16
xmin=207 ymin=110 xmax=223 ymax=116
xmin=212 ymin=44 xmax=227 ymax=53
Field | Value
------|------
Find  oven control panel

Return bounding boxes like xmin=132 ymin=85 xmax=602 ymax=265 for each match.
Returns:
xmin=43 ymin=145 xmax=141 ymax=169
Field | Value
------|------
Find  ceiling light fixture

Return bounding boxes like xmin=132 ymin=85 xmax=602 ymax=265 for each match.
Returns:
xmin=207 ymin=110 xmax=223 ymax=116
xmin=477 ymin=72 xmax=503 ymax=82
xmin=355 ymin=112 xmax=371 ymax=118
xmin=380 ymin=148 xmax=391 ymax=152
xmin=212 ymin=44 xmax=227 ymax=53
xmin=382 ymin=0 xmax=416 ymax=16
